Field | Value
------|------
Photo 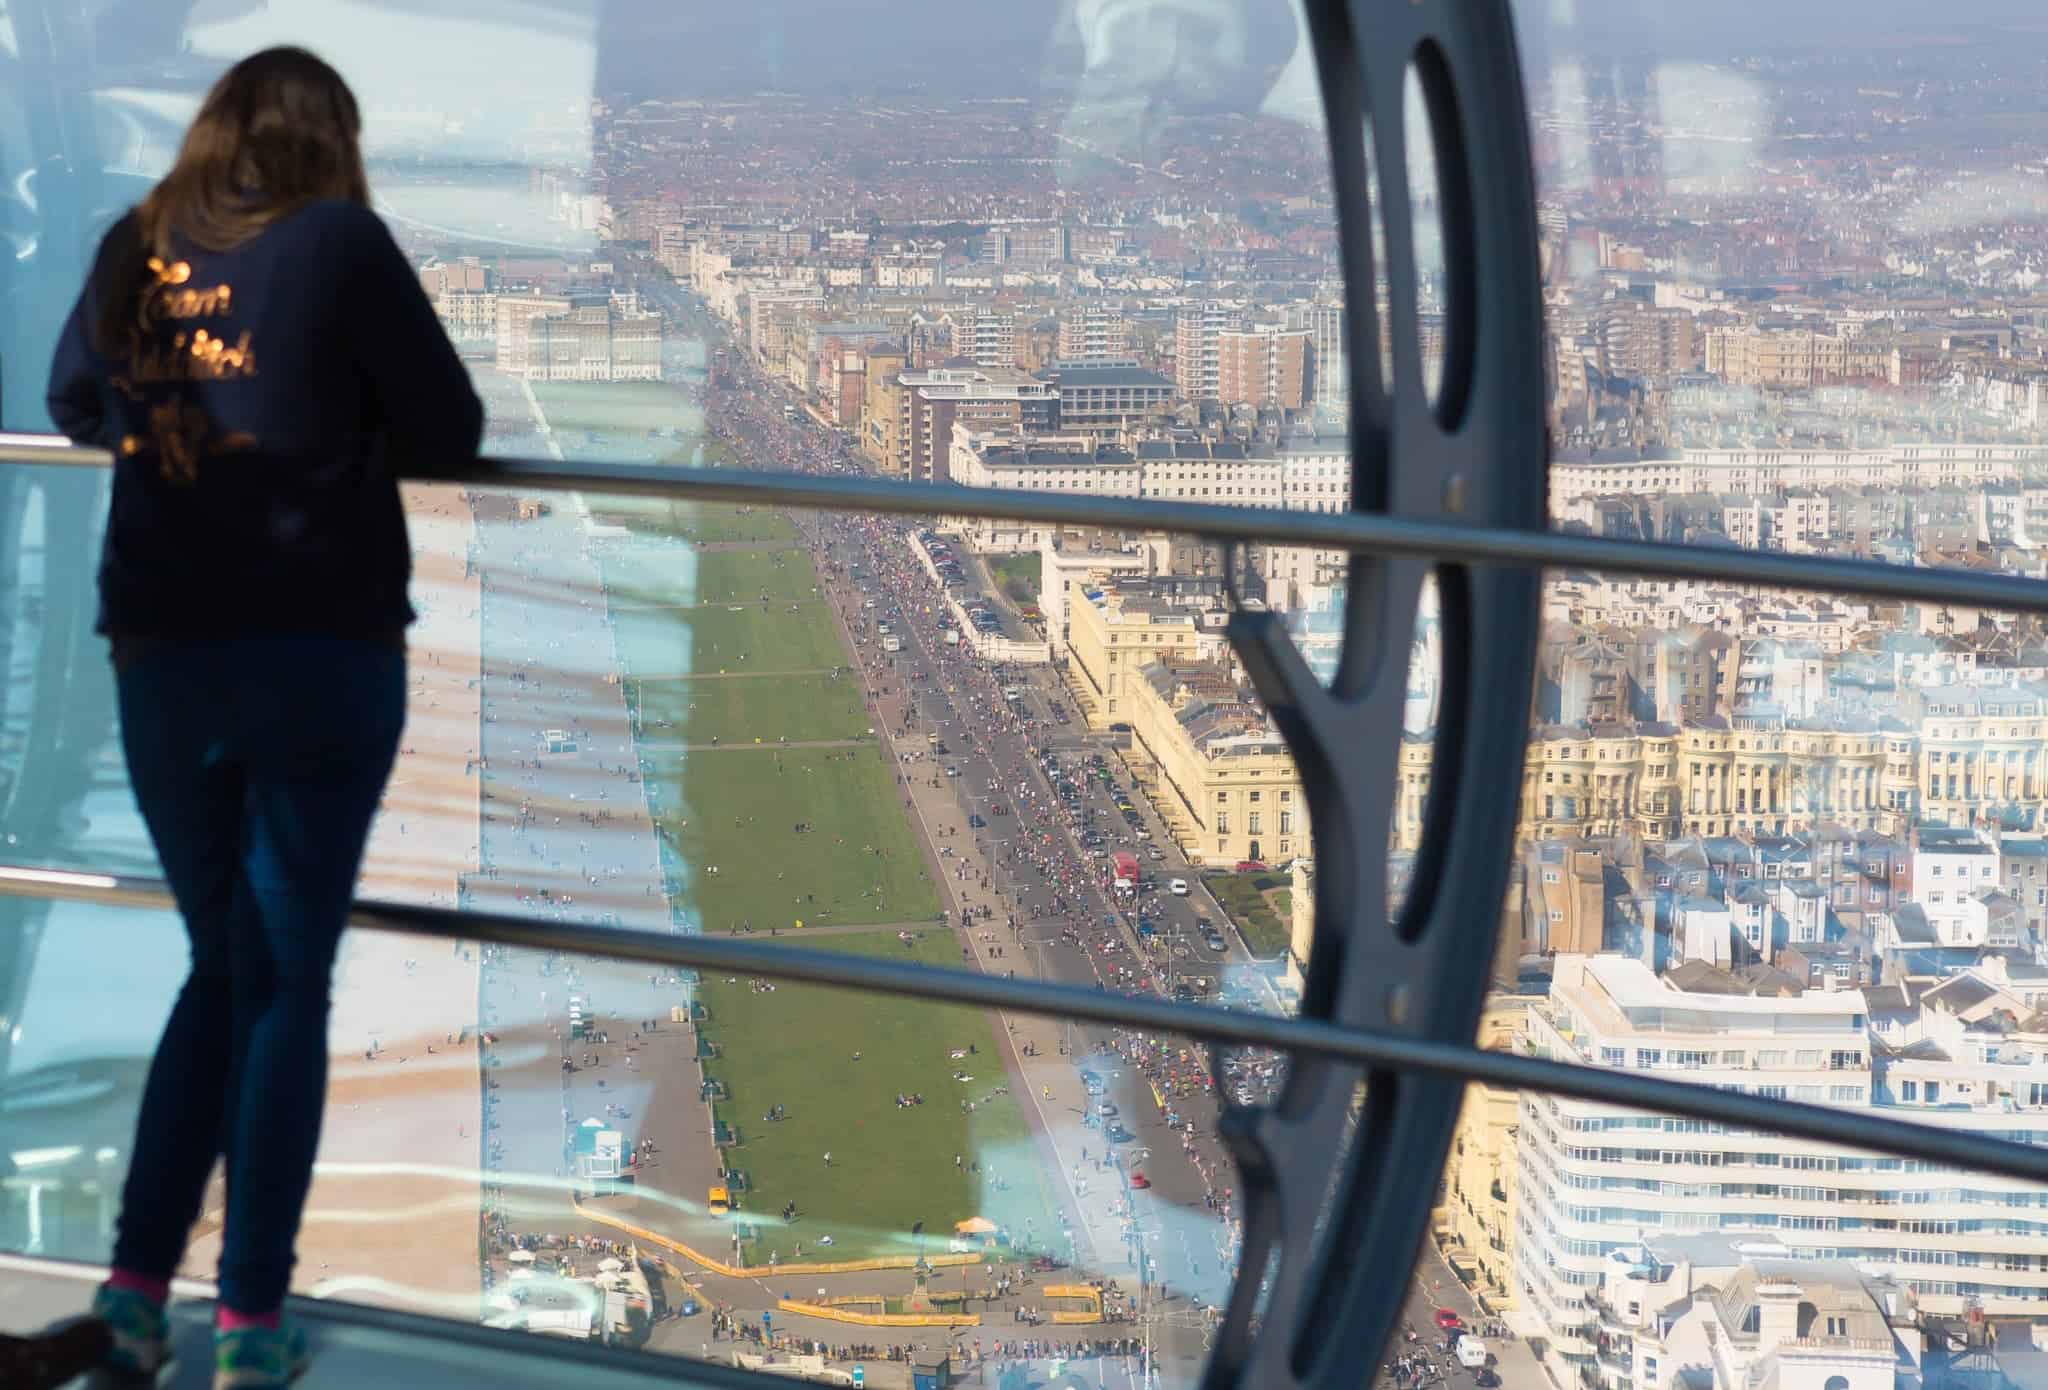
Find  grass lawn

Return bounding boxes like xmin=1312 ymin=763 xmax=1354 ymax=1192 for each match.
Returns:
xmin=986 ymin=553 xmax=1041 ymax=603
xmin=699 ymin=931 xmax=1060 ymax=1264
xmin=604 ymin=547 xmax=821 ymax=607
xmin=690 ymin=548 xmax=822 ymax=603
xmin=611 ymin=599 xmax=847 ymax=678
xmin=649 ymin=744 xmax=940 ymax=932
xmin=589 ymin=499 xmax=795 ymax=545
xmin=1204 ymin=871 xmax=1293 ymax=958
xmin=631 ymin=672 xmax=872 ymax=746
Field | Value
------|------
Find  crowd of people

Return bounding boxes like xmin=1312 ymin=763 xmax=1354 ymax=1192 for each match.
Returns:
xmin=456 ymin=295 xmax=1243 ymax=1375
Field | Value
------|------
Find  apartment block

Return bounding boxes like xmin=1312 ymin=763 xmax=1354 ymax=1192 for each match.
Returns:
xmin=897 ymin=366 xmax=1058 ymax=482
xmin=1516 ymin=953 xmax=2048 ymax=1388
xmin=1217 ymin=327 xmax=1311 ymax=411
xmin=1058 ymin=303 xmax=1130 ymax=362
xmin=1308 ymin=298 xmax=1348 ymax=418
xmin=955 ymin=308 xmax=1016 ymax=369
xmin=860 ymin=346 xmax=910 ymax=476
xmin=1175 ymin=301 xmax=1244 ymax=401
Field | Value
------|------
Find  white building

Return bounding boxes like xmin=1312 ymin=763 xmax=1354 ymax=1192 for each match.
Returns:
xmin=1589 ymin=1239 xmax=1920 ymax=1390
xmin=944 ymin=424 xmax=1354 ymax=600
xmin=1911 ymin=827 xmax=2003 ymax=947
xmin=1549 ymin=445 xmax=2047 ymax=510
xmin=1517 ymin=955 xmax=2048 ymax=1390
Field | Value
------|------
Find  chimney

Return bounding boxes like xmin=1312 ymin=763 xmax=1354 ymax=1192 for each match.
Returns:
xmin=1756 ymin=1279 xmax=1802 ymax=1355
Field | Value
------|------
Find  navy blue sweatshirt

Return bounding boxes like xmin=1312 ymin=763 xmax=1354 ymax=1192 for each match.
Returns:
xmin=46 ymin=199 xmax=484 ymax=638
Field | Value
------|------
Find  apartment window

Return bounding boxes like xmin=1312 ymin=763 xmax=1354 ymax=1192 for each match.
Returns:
xmin=1636 ymin=1049 xmax=1663 ymax=1069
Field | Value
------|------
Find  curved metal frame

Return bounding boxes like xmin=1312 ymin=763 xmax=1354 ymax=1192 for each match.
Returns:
xmin=1207 ymin=3 xmax=1545 ymax=1385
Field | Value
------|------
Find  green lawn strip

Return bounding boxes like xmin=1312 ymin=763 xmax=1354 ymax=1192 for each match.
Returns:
xmin=986 ymin=553 xmax=1042 ymax=603
xmin=589 ymin=500 xmax=797 ymax=545
xmin=601 ymin=546 xmax=811 ymax=611
xmin=630 ymin=672 xmax=872 ymax=746
xmin=606 ymin=547 xmax=821 ymax=609
xmin=1203 ymin=872 xmax=1292 ymax=958
xmin=611 ymin=599 xmax=846 ymax=679
xmin=648 ymin=743 xmax=940 ymax=932
xmin=699 ymin=931 xmax=1060 ymax=1265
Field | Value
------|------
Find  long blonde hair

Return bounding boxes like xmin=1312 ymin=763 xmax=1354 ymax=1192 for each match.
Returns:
xmin=97 ymin=46 xmax=369 ymax=351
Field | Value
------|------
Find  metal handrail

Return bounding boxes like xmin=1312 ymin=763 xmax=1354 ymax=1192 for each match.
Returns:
xmin=8 ymin=859 xmax=2048 ymax=1191
xmin=6 ymin=435 xmax=2048 ymax=616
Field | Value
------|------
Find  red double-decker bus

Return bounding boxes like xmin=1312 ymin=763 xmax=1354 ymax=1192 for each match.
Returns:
xmin=1112 ymin=852 xmax=1140 ymax=895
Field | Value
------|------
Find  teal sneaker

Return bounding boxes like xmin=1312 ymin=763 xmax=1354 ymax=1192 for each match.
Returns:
xmin=211 ymin=1319 xmax=309 ymax=1389
xmin=89 ymin=1283 xmax=171 ymax=1377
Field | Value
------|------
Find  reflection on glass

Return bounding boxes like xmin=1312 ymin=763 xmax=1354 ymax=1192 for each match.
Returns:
xmin=0 ymin=902 xmax=1246 ymax=1381
xmin=1401 ymin=62 xmax=1447 ymax=408
xmin=1387 ymin=574 xmax=1442 ymax=923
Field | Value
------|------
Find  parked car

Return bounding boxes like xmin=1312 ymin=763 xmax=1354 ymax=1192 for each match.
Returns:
xmin=1435 ymin=1308 xmax=1463 ymax=1332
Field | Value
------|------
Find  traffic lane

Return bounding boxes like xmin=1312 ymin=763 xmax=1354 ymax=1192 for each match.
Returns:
xmin=1370 ymin=1241 xmax=1512 ymax=1390
xmin=1075 ymin=1049 xmax=1232 ymax=1310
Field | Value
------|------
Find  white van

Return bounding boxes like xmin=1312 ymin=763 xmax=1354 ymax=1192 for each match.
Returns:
xmin=1456 ymin=1336 xmax=1489 ymax=1369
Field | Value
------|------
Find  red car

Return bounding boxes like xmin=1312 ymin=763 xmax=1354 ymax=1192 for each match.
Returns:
xmin=1130 ymin=1172 xmax=1151 ymax=1189
xmin=1434 ymin=1308 xmax=1463 ymax=1331
xmin=1234 ymin=860 xmax=1268 ymax=873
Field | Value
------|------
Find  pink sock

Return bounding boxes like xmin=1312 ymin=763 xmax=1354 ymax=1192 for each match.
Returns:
xmin=108 ymin=1269 xmax=170 ymax=1305
xmin=217 ymin=1307 xmax=281 ymax=1333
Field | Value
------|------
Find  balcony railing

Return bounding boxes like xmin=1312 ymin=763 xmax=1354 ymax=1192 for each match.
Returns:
xmin=9 ymin=435 xmax=2048 ymax=1390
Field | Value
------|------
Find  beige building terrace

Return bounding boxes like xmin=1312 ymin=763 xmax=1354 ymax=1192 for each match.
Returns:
xmin=1062 ymin=579 xmax=1221 ymax=730
xmin=1392 ymin=717 xmax=1906 ymax=853
xmin=1117 ymin=658 xmax=1306 ymax=868
xmin=1438 ymin=999 xmax=1537 ymax=1315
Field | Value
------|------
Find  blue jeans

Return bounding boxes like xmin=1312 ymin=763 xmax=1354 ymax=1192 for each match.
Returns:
xmin=110 ymin=636 xmax=405 ymax=1313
